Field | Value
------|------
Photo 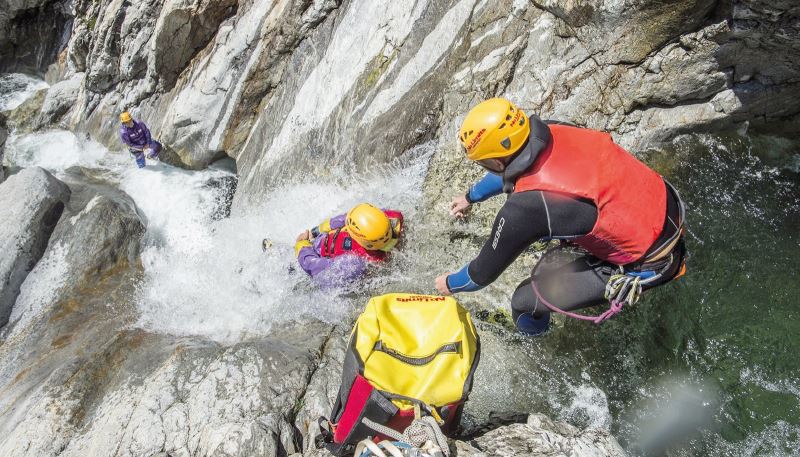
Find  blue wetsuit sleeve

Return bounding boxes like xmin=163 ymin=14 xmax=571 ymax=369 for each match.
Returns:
xmin=466 ymin=173 xmax=504 ymax=203
xmin=446 ymin=264 xmax=483 ymax=293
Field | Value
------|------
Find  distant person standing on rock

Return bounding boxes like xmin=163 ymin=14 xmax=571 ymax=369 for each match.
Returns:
xmin=119 ymin=111 xmax=161 ymax=168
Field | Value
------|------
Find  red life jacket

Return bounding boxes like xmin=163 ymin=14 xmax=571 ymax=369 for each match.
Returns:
xmin=319 ymin=210 xmax=404 ymax=262
xmin=514 ymin=125 xmax=666 ymax=265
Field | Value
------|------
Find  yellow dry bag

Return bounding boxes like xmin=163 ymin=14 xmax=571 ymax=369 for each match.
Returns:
xmin=322 ymin=293 xmax=480 ymax=455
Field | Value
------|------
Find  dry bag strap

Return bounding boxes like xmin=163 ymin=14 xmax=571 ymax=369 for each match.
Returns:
xmin=372 ymin=341 xmax=461 ymax=366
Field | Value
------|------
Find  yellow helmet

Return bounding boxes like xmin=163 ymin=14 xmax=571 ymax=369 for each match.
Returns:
xmin=459 ymin=98 xmax=530 ymax=161
xmin=346 ymin=203 xmax=392 ymax=250
xmin=119 ymin=111 xmax=133 ymax=123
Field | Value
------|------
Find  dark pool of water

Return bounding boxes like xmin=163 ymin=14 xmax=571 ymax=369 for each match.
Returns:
xmin=560 ymin=133 xmax=800 ymax=455
xmin=390 ymin=132 xmax=798 ymax=455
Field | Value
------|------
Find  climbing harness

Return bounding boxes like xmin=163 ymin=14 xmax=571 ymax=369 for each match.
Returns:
xmin=527 ymin=177 xmax=687 ymax=324
xmin=530 ymin=247 xmax=680 ymax=325
xmin=354 ymin=416 xmax=449 ymax=457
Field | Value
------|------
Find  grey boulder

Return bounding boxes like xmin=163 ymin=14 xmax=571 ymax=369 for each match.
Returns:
xmin=0 ymin=166 xmax=69 ymax=328
xmin=38 ymin=73 xmax=83 ymax=126
xmin=2 ymin=167 xmax=145 ymax=335
xmin=455 ymin=414 xmax=625 ymax=456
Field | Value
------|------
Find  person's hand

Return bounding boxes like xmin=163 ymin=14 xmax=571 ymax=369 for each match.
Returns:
xmin=435 ymin=273 xmax=452 ymax=295
xmin=449 ymin=195 xmax=471 ymax=219
xmin=296 ymin=230 xmax=311 ymax=242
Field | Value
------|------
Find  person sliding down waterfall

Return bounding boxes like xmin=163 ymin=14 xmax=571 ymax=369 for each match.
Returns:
xmin=434 ymin=98 xmax=687 ymax=336
xmin=292 ymin=203 xmax=404 ymax=286
xmin=119 ymin=111 xmax=162 ymax=168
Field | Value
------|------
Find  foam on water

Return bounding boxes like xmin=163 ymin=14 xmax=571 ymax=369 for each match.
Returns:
xmin=8 ymin=242 xmax=69 ymax=331
xmin=5 ymin=130 xmax=121 ymax=171
xmin=4 ymin=124 xmax=432 ymax=342
xmin=119 ymin=144 xmax=432 ymax=341
xmin=0 ymin=73 xmax=48 ymax=111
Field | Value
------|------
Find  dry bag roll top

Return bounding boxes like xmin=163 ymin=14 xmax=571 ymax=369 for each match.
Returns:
xmin=323 ymin=293 xmax=480 ymax=455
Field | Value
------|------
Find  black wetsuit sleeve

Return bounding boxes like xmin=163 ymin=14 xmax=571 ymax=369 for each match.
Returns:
xmin=466 ymin=190 xmax=598 ymax=286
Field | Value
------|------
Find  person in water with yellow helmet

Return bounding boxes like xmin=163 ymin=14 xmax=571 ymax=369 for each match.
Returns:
xmin=119 ymin=111 xmax=161 ymax=168
xmin=295 ymin=203 xmax=404 ymax=286
xmin=435 ymin=98 xmax=686 ymax=335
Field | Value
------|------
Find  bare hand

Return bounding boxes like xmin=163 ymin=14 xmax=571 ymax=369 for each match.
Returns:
xmin=449 ymin=195 xmax=471 ymax=219
xmin=296 ymin=230 xmax=310 ymax=242
xmin=435 ymin=273 xmax=452 ymax=295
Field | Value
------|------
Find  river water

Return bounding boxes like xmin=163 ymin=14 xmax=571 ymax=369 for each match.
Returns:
xmin=2 ymin=75 xmax=799 ymax=455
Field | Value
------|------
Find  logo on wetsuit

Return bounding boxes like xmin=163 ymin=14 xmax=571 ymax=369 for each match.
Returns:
xmin=492 ymin=217 xmax=505 ymax=249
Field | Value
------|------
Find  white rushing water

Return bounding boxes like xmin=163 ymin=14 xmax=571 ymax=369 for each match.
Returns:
xmin=0 ymin=73 xmax=49 ymax=111
xmin=5 ymin=125 xmax=430 ymax=342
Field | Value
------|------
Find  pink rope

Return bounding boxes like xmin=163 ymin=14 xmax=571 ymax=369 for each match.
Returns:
xmin=530 ymin=276 xmax=625 ymax=325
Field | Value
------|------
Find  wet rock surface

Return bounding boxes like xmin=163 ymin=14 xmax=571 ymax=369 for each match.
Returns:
xmin=0 ymin=0 xmax=73 ymax=73
xmin=12 ymin=0 xmax=792 ymax=183
xmin=0 ymin=321 xmax=333 ymax=457
xmin=2 ymin=167 xmax=145 ymax=336
xmin=4 ymin=85 xmax=46 ymax=133
xmin=38 ymin=72 xmax=82 ymax=126
xmin=0 ymin=166 xmax=69 ymax=328
xmin=455 ymin=413 xmax=625 ymax=456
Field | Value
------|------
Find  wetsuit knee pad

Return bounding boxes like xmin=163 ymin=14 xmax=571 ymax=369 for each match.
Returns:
xmin=514 ymin=312 xmax=550 ymax=336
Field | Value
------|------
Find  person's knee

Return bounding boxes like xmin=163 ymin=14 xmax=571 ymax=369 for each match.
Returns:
xmin=511 ymin=278 xmax=534 ymax=313
xmin=511 ymin=278 xmax=551 ymax=336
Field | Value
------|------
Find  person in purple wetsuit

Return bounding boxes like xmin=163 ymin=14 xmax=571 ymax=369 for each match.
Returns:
xmin=292 ymin=204 xmax=404 ymax=287
xmin=119 ymin=111 xmax=161 ymax=168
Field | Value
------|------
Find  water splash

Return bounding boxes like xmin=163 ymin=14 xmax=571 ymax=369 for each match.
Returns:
xmin=5 ymin=130 xmax=121 ymax=171
xmin=0 ymin=73 xmax=48 ymax=111
xmin=3 ymin=123 xmax=432 ymax=344
xmin=125 ymin=144 xmax=433 ymax=341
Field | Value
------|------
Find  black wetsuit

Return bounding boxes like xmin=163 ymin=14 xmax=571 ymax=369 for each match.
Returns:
xmin=446 ymin=172 xmax=684 ymax=334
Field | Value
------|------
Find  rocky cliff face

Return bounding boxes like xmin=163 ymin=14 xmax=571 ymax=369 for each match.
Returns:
xmin=0 ymin=167 xmax=69 ymax=327
xmin=23 ymin=0 xmax=797 ymax=193
xmin=0 ymin=0 xmax=73 ymax=73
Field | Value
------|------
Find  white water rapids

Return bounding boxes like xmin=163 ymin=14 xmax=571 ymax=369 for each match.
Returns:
xmin=0 ymin=73 xmax=48 ymax=111
xmin=5 ymin=126 xmax=430 ymax=342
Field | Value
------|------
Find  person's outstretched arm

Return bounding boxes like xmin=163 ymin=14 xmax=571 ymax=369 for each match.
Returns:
xmin=436 ymin=191 xmax=598 ymax=294
xmin=449 ymin=172 xmax=504 ymax=218
xmin=295 ymin=231 xmax=334 ymax=277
